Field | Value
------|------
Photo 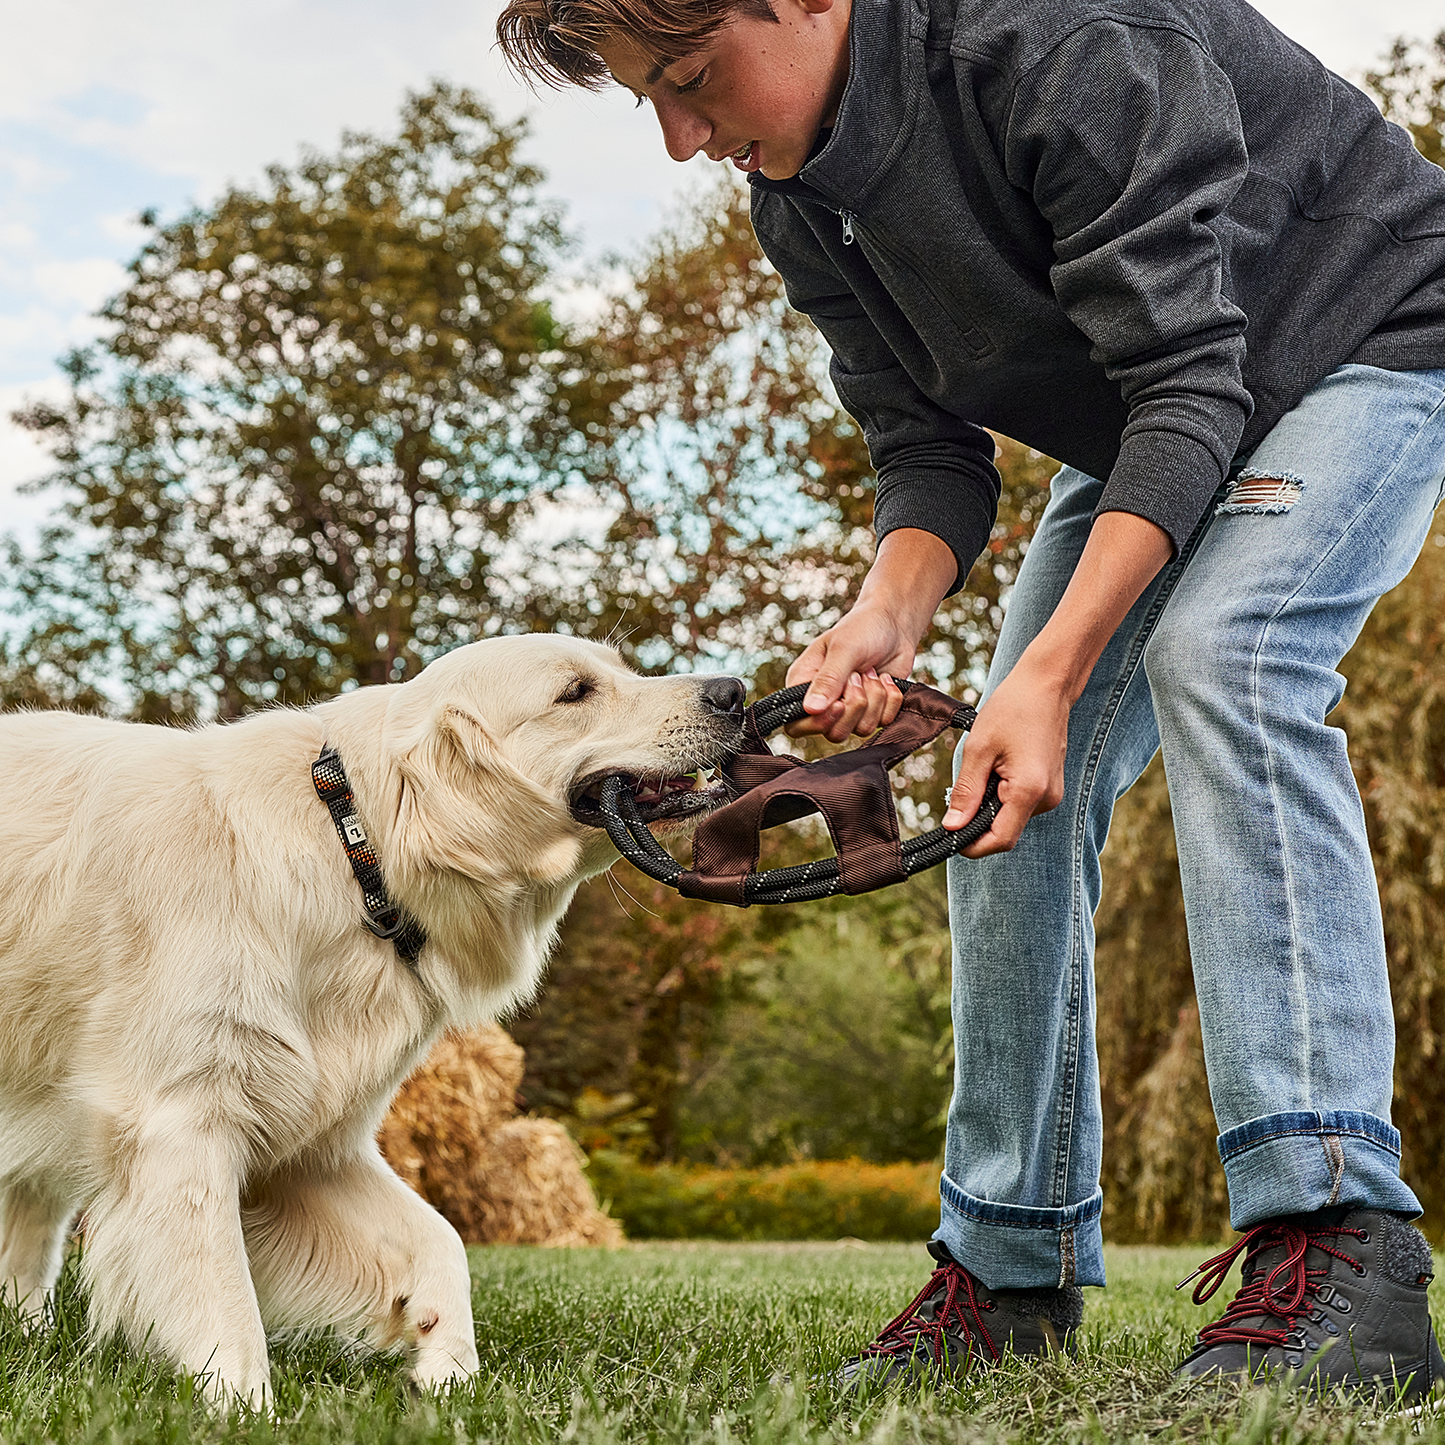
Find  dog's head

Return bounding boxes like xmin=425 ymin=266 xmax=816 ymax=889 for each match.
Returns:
xmin=383 ymin=636 xmax=744 ymax=890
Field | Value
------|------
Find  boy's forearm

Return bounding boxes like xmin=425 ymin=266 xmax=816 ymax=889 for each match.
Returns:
xmin=857 ymin=528 xmax=959 ymax=643
xmin=1019 ymin=510 xmax=1173 ymax=702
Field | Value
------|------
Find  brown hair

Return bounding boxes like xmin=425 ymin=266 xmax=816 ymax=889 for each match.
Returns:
xmin=496 ymin=0 xmax=778 ymax=90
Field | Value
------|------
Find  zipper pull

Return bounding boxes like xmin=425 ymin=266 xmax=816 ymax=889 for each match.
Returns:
xmin=840 ymin=211 xmax=855 ymax=245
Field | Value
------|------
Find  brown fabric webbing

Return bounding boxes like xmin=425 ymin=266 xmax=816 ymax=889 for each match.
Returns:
xmin=675 ymin=684 xmax=964 ymax=905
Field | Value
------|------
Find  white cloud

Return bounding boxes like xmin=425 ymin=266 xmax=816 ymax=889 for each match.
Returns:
xmin=31 ymin=256 xmax=126 ymax=308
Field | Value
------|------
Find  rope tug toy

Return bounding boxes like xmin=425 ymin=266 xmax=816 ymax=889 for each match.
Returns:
xmin=600 ymin=678 xmax=1001 ymax=907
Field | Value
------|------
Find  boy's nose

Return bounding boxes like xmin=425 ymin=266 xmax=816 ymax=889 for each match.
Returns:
xmin=653 ymin=96 xmax=710 ymax=162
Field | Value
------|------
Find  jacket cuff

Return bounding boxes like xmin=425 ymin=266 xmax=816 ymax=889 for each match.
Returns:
xmin=874 ymin=474 xmax=996 ymax=597
xmin=1095 ymin=430 xmax=1227 ymax=556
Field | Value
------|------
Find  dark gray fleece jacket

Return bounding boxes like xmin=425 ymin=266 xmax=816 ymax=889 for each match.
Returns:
xmin=749 ymin=0 xmax=1445 ymax=589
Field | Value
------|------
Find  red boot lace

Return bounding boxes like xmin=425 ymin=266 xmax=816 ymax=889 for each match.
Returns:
xmin=1178 ymin=1222 xmax=1368 ymax=1349
xmin=862 ymin=1260 xmax=1001 ymax=1366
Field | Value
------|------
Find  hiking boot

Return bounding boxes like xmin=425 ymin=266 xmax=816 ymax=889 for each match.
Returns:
xmin=1176 ymin=1207 xmax=1445 ymax=1403
xmin=834 ymin=1240 xmax=1083 ymax=1389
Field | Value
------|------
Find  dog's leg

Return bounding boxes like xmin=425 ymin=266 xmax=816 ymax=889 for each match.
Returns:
xmin=244 ymin=1151 xmax=478 ymax=1391
xmin=0 ymin=1180 xmax=75 ymax=1319
xmin=82 ymin=1126 xmax=269 ymax=1406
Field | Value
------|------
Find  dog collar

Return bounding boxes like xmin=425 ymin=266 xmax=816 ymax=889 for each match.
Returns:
xmin=311 ymin=743 xmax=427 ymax=969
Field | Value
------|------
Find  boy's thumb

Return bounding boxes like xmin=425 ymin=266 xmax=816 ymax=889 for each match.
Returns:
xmin=944 ymin=741 xmax=991 ymax=827
xmin=802 ymin=667 xmax=848 ymax=714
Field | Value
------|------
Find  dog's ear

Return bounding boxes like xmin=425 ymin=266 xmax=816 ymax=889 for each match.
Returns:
xmin=435 ymin=704 xmax=498 ymax=772
xmin=394 ymin=704 xmax=582 ymax=886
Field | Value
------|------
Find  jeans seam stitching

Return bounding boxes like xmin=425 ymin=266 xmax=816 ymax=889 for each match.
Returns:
xmin=1055 ymin=512 xmax=1212 ymax=1210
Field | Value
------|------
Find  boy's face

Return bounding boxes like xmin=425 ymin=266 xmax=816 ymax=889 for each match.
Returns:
xmin=598 ymin=0 xmax=851 ymax=181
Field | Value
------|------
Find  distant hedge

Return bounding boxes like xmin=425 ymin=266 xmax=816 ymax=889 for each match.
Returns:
xmin=586 ymin=1153 xmax=940 ymax=1241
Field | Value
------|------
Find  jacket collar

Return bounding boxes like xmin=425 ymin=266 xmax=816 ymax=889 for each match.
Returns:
xmin=751 ymin=0 xmax=927 ymax=210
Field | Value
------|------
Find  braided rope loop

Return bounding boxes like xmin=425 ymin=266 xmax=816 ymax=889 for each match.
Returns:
xmin=600 ymin=680 xmax=1000 ymax=907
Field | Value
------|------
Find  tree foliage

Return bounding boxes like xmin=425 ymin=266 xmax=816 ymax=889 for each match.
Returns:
xmin=9 ymin=83 xmax=567 ymax=718
xmin=1368 ymin=30 xmax=1445 ymax=166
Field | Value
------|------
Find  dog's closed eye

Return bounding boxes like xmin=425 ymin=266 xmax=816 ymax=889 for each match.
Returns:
xmin=554 ymin=677 xmax=596 ymax=706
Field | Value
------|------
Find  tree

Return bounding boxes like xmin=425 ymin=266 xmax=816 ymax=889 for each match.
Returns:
xmin=8 ymin=83 xmax=568 ymax=719
xmin=530 ymin=178 xmax=1052 ymax=707
xmin=1368 ymin=30 xmax=1445 ymax=166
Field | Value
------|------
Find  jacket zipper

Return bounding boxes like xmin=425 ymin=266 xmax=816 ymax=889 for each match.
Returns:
xmin=832 ymin=206 xmax=991 ymax=358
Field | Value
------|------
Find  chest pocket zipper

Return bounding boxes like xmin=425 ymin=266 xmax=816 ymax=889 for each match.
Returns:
xmin=835 ymin=208 xmax=991 ymax=359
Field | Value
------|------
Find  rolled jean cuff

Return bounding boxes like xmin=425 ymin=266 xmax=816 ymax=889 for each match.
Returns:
xmin=1218 ymin=1109 xmax=1422 ymax=1230
xmin=935 ymin=1172 xmax=1105 ymax=1289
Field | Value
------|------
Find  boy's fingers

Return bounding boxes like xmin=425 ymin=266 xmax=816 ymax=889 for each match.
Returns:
xmin=853 ymin=671 xmax=898 ymax=736
xmin=820 ymin=672 xmax=868 ymax=742
xmin=960 ymin=792 xmax=1030 ymax=856
xmin=803 ymin=663 xmax=855 ymax=715
xmin=788 ymin=671 xmax=901 ymax=740
xmin=879 ymin=673 xmax=904 ymax=726
xmin=943 ymin=746 xmax=994 ymax=830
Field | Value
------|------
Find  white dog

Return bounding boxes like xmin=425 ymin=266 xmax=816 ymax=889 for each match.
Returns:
xmin=0 ymin=635 xmax=743 ymax=1404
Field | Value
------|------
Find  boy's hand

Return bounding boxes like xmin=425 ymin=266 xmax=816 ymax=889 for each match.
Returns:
xmin=944 ymin=654 xmax=1069 ymax=854
xmin=784 ymin=528 xmax=957 ymax=742
xmin=945 ymin=510 xmax=1174 ymax=853
xmin=785 ymin=603 xmax=912 ymax=743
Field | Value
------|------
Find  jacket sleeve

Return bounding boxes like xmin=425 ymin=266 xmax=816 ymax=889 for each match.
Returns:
xmin=1002 ymin=19 xmax=1255 ymax=552
xmin=751 ymin=190 xmax=1000 ymax=596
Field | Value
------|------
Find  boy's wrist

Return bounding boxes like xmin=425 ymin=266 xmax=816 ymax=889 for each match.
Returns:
xmin=858 ymin=528 xmax=957 ymax=646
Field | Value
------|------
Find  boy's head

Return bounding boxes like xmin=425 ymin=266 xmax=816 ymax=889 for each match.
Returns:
xmin=496 ymin=0 xmax=851 ymax=180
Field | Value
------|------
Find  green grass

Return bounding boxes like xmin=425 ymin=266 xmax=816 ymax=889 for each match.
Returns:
xmin=2 ymin=1242 xmax=1444 ymax=1442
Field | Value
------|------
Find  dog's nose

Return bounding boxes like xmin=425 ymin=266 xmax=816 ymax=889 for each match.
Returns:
xmin=699 ymin=676 xmax=746 ymax=721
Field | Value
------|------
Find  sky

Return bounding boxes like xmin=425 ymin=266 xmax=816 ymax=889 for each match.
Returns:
xmin=1 ymin=0 xmax=1440 ymax=527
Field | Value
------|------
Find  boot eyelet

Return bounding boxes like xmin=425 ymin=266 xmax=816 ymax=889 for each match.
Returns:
xmin=1356 ymin=1231 xmax=1370 ymax=1244
xmin=1285 ymin=1354 xmax=1302 ymax=1368
xmin=982 ymin=1302 xmax=996 ymax=1311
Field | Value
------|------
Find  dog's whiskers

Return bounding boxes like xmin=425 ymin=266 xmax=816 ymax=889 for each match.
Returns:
xmin=603 ymin=865 xmax=660 ymax=919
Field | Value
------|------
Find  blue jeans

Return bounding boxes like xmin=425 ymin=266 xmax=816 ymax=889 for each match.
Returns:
xmin=938 ymin=364 xmax=1445 ymax=1289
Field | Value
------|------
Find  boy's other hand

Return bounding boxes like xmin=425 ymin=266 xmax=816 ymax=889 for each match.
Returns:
xmin=944 ymin=655 xmax=1069 ymax=854
xmin=942 ymin=511 xmax=1173 ymax=852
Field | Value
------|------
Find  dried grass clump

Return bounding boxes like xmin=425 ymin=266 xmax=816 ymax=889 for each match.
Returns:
xmin=378 ymin=1024 xmax=621 ymax=1247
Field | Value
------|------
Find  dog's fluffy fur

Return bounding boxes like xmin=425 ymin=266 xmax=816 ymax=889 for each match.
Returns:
xmin=0 ymin=636 xmax=740 ymax=1403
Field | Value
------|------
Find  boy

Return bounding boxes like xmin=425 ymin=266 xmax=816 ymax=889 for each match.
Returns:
xmin=497 ymin=0 xmax=1445 ymax=1397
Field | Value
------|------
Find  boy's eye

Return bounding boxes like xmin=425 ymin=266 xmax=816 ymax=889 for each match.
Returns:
xmin=676 ymin=68 xmax=707 ymax=94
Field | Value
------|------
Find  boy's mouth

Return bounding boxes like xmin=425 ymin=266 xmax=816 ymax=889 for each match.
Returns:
xmin=730 ymin=141 xmax=760 ymax=172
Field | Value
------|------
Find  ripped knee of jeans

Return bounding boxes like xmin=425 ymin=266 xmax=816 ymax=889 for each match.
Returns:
xmin=1216 ymin=468 xmax=1305 ymax=515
